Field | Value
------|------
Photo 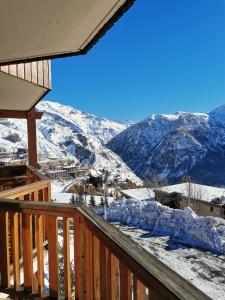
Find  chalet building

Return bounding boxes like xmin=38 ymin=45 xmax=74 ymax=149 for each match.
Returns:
xmin=46 ymin=169 xmax=67 ymax=180
xmin=0 ymin=1 xmax=209 ymax=300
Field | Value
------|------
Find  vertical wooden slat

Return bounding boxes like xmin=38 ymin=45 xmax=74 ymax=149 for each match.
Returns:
xmin=133 ymin=276 xmax=146 ymax=300
xmin=36 ymin=215 xmax=44 ymax=296
xmin=47 ymin=216 xmax=58 ymax=298
xmin=37 ymin=61 xmax=44 ymax=86
xmin=17 ymin=63 xmax=25 ymax=79
xmin=0 ymin=211 xmax=10 ymax=288
xmin=9 ymin=64 xmax=17 ymax=76
xmin=120 ymin=261 xmax=132 ymax=300
xmin=10 ymin=212 xmax=20 ymax=289
xmin=43 ymin=60 xmax=49 ymax=88
xmin=31 ymin=61 xmax=38 ymax=84
xmin=85 ymin=227 xmax=93 ymax=300
xmin=105 ymin=247 xmax=112 ymax=299
xmin=24 ymin=62 xmax=32 ymax=82
xmin=74 ymin=212 xmax=81 ymax=300
xmin=100 ymin=241 xmax=107 ymax=299
xmin=111 ymin=254 xmax=120 ymax=300
xmin=22 ymin=213 xmax=33 ymax=293
xmin=63 ymin=217 xmax=71 ymax=300
xmin=93 ymin=235 xmax=100 ymax=300
xmin=48 ymin=60 xmax=52 ymax=89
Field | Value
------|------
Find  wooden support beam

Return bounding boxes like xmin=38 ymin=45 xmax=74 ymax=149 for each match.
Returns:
xmin=0 ymin=110 xmax=43 ymax=119
xmin=27 ymin=112 xmax=38 ymax=168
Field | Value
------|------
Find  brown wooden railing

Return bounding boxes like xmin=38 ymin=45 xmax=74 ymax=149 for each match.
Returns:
xmin=0 ymin=165 xmax=51 ymax=202
xmin=0 ymin=200 xmax=210 ymax=300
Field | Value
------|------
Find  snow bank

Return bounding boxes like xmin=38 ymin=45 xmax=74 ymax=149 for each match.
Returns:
xmin=97 ymin=199 xmax=225 ymax=254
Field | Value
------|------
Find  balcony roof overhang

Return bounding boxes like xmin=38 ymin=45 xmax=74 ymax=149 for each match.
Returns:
xmin=0 ymin=72 xmax=48 ymax=111
xmin=0 ymin=0 xmax=135 ymax=64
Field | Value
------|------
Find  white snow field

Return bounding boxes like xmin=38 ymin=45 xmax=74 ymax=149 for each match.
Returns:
xmin=97 ymin=199 xmax=225 ymax=299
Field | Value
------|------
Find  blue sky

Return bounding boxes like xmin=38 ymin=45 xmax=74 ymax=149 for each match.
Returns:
xmin=44 ymin=0 xmax=225 ymax=121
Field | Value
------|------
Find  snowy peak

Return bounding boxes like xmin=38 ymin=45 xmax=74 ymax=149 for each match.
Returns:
xmin=0 ymin=100 xmax=142 ymax=185
xmin=107 ymin=105 xmax=225 ymax=185
xmin=209 ymin=104 xmax=225 ymax=123
xmin=37 ymin=101 xmax=131 ymax=144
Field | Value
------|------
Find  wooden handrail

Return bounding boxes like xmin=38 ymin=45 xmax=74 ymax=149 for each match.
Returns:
xmin=0 ymin=199 xmax=210 ymax=300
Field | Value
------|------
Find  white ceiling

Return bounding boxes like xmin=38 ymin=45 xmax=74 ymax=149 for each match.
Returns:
xmin=0 ymin=72 xmax=47 ymax=111
xmin=0 ymin=0 xmax=130 ymax=63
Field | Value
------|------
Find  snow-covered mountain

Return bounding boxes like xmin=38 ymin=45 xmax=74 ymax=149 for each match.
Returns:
xmin=107 ymin=105 xmax=225 ymax=186
xmin=0 ymin=100 xmax=142 ymax=185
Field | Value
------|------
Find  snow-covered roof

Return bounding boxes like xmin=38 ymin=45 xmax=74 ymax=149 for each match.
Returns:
xmin=122 ymin=183 xmax=225 ymax=203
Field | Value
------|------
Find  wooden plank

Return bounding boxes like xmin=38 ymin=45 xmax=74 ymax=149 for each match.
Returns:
xmin=93 ymin=235 xmax=100 ymax=300
xmin=47 ymin=215 xmax=58 ymax=298
xmin=74 ymin=215 xmax=79 ymax=300
xmin=0 ymin=211 xmax=10 ymax=288
xmin=111 ymin=254 xmax=120 ymax=300
xmin=0 ymin=110 xmax=43 ymax=119
xmin=43 ymin=60 xmax=49 ymax=88
xmin=17 ymin=63 xmax=25 ymax=79
xmin=37 ymin=61 xmax=44 ymax=86
xmin=100 ymin=241 xmax=107 ymax=299
xmin=22 ymin=213 xmax=33 ymax=293
xmin=31 ymin=61 xmax=38 ymax=84
xmin=120 ymin=261 xmax=132 ymax=300
xmin=10 ymin=212 xmax=20 ymax=289
xmin=63 ymin=217 xmax=71 ymax=300
xmin=36 ymin=214 xmax=44 ymax=296
xmin=85 ymin=227 xmax=93 ymax=300
xmin=9 ymin=64 xmax=17 ymax=76
xmin=105 ymin=247 xmax=112 ymax=299
xmin=24 ymin=62 xmax=32 ymax=82
xmin=133 ymin=276 xmax=146 ymax=300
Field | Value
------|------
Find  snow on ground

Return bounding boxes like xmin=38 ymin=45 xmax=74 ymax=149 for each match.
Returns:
xmin=122 ymin=183 xmax=225 ymax=203
xmin=116 ymin=224 xmax=225 ymax=300
xmin=99 ymin=198 xmax=225 ymax=254
xmin=97 ymin=198 xmax=225 ymax=299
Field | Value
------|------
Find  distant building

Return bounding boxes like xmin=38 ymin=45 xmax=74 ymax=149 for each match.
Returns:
xmin=46 ymin=169 xmax=67 ymax=180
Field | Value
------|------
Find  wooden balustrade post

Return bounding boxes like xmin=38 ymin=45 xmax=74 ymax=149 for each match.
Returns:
xmin=10 ymin=212 xmax=20 ymax=289
xmin=63 ymin=217 xmax=71 ymax=300
xmin=47 ymin=216 xmax=58 ymax=298
xmin=36 ymin=215 xmax=44 ymax=296
xmin=111 ymin=254 xmax=120 ymax=300
xmin=100 ymin=241 xmax=107 ymax=299
xmin=85 ymin=227 xmax=93 ymax=300
xmin=93 ymin=236 xmax=100 ymax=300
xmin=22 ymin=213 xmax=34 ymax=293
xmin=119 ymin=261 xmax=132 ymax=300
xmin=0 ymin=211 xmax=10 ymax=288
xmin=74 ymin=211 xmax=86 ymax=299
xmin=133 ymin=276 xmax=146 ymax=300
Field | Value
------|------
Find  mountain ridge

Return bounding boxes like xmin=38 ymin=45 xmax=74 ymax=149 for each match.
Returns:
xmin=107 ymin=105 xmax=225 ymax=186
xmin=0 ymin=100 xmax=142 ymax=185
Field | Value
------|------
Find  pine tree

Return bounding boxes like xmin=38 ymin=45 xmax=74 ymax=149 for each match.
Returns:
xmin=90 ymin=195 xmax=96 ymax=207
xmin=70 ymin=194 xmax=75 ymax=204
xmin=100 ymin=196 xmax=104 ymax=207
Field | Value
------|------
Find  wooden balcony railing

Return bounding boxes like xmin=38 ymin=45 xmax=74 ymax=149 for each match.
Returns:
xmin=0 ymin=165 xmax=51 ymax=202
xmin=0 ymin=200 xmax=210 ymax=300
